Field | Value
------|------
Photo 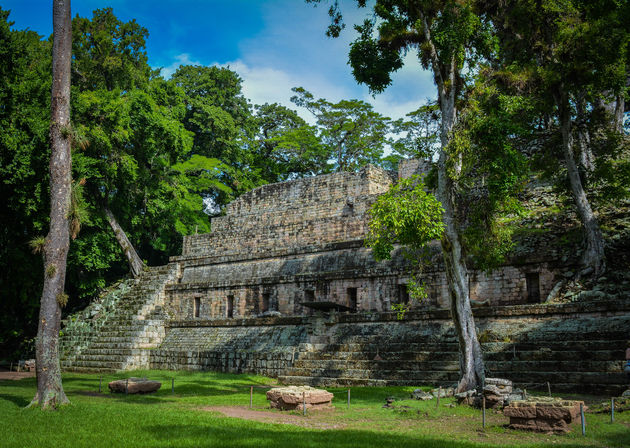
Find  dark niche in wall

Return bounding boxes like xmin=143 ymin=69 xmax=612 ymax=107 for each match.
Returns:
xmin=397 ymin=284 xmax=410 ymax=305
xmin=526 ymin=272 xmax=541 ymax=303
xmin=347 ymin=287 xmax=357 ymax=312
xmin=262 ymin=292 xmax=270 ymax=313
xmin=227 ymin=295 xmax=234 ymax=318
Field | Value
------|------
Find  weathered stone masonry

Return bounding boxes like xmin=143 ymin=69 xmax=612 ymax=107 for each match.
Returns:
xmin=60 ymin=162 xmax=629 ymax=392
xmin=166 ymin=163 xmax=558 ymax=319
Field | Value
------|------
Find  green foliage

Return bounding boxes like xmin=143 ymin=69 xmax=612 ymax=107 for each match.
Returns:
xmin=45 ymin=264 xmax=57 ymax=278
xmin=252 ymin=102 xmax=329 ymax=181
xmin=407 ymin=275 xmax=429 ymax=302
xmin=72 ymin=8 xmax=151 ymax=91
xmin=291 ymin=87 xmax=391 ymax=171
xmin=488 ymin=0 xmax=630 ymax=203
xmin=3 ymin=370 xmax=629 ymax=446
xmin=69 ymin=178 xmax=89 ymax=240
xmin=56 ymin=292 xmax=69 ymax=308
xmin=170 ymin=65 xmax=258 ymax=202
xmin=348 ymin=19 xmax=403 ymax=93
xmin=455 ymin=76 xmax=530 ymax=270
xmin=0 ymin=8 xmax=51 ymax=357
xmin=337 ymin=1 xmax=496 ymax=97
xmin=366 ymin=176 xmax=445 ymax=261
xmin=391 ymin=103 xmax=441 ymax=160
xmin=391 ymin=274 xmax=430 ymax=319
xmin=28 ymin=237 xmax=46 ymax=255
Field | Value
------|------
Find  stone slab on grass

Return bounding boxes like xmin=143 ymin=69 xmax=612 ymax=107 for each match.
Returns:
xmin=108 ymin=377 xmax=162 ymax=394
xmin=266 ymin=385 xmax=333 ymax=411
xmin=504 ymin=398 xmax=585 ymax=433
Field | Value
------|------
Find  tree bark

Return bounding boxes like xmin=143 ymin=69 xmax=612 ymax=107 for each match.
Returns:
xmin=428 ymin=49 xmax=484 ymax=392
xmin=558 ymin=91 xmax=606 ymax=276
xmin=614 ymin=94 xmax=625 ymax=133
xmin=104 ymin=207 xmax=145 ymax=278
xmin=437 ymin=90 xmax=485 ymax=394
xmin=30 ymin=0 xmax=72 ymax=409
xmin=576 ymin=95 xmax=594 ymax=173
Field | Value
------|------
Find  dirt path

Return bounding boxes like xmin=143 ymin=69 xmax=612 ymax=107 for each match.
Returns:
xmin=201 ymin=406 xmax=344 ymax=430
xmin=0 ymin=371 xmax=35 ymax=381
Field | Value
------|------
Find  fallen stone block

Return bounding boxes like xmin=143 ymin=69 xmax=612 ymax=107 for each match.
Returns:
xmin=108 ymin=377 xmax=162 ymax=394
xmin=266 ymin=385 xmax=333 ymax=411
xmin=504 ymin=398 xmax=585 ymax=433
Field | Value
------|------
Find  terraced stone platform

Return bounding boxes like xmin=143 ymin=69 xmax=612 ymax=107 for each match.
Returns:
xmin=60 ymin=265 xmax=179 ymax=372
xmin=60 ymin=261 xmax=629 ymax=393
xmin=59 ymin=164 xmax=630 ymax=393
xmin=274 ymin=302 xmax=629 ymax=392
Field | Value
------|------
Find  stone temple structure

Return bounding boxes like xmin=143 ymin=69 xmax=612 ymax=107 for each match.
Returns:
xmin=60 ymin=161 xmax=630 ymax=393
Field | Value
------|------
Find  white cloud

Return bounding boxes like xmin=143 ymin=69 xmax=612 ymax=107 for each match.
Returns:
xmin=157 ymin=3 xmax=437 ymax=124
xmin=158 ymin=53 xmax=203 ymax=78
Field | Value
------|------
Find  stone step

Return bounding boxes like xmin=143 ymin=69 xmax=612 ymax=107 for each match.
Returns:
xmin=97 ymin=326 xmax=164 ymax=335
xmin=277 ymin=373 xmax=622 ymax=392
xmin=483 ymin=348 xmax=626 ymax=362
xmin=307 ymin=342 xmax=461 ymax=352
xmin=481 ymin=339 xmax=628 ymax=351
xmin=88 ymin=340 xmax=160 ymax=349
xmin=294 ymin=339 xmax=626 ymax=359
xmin=283 ymin=366 xmax=463 ymax=381
xmin=69 ymin=359 xmax=125 ymax=370
xmin=62 ymin=365 xmax=117 ymax=373
xmin=296 ymin=350 xmax=459 ymax=362
xmin=80 ymin=348 xmax=146 ymax=356
xmin=487 ymin=359 xmax=623 ymax=372
xmin=293 ymin=359 xmax=460 ymax=371
xmin=276 ymin=374 xmax=459 ymax=387
xmin=290 ymin=358 xmax=622 ymax=374
xmin=487 ymin=370 xmax=627 ymax=387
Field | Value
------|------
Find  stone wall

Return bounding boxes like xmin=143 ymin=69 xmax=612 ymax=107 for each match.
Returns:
xmin=178 ymin=166 xmax=392 ymax=260
xmin=165 ymin=165 xmax=564 ymax=321
xmin=149 ymin=317 xmax=308 ymax=377
xmin=151 ymin=299 xmax=630 ymax=393
xmin=398 ymin=158 xmax=432 ymax=180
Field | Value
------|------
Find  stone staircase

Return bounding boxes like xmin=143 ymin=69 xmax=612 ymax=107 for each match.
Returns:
xmin=278 ymin=309 xmax=630 ymax=393
xmin=279 ymin=325 xmax=462 ymax=387
xmin=60 ymin=264 xmax=179 ymax=372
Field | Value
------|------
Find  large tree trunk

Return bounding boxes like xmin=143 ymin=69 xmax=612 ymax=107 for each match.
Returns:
xmin=576 ymin=95 xmax=594 ymax=173
xmin=104 ymin=207 xmax=144 ymax=278
xmin=421 ymin=13 xmax=484 ymax=391
xmin=614 ymin=94 xmax=625 ymax=133
xmin=559 ymin=92 xmax=606 ymax=276
xmin=435 ymin=65 xmax=484 ymax=393
xmin=30 ymin=0 xmax=72 ymax=409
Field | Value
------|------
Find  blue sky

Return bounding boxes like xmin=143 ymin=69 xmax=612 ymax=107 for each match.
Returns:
xmin=1 ymin=0 xmax=435 ymax=120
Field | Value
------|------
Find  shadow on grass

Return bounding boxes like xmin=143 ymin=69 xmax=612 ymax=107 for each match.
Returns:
xmin=0 ymin=393 xmax=29 ymax=408
xmin=141 ymin=423 xmax=482 ymax=448
xmin=60 ymin=372 xmax=275 ymax=399
xmin=599 ymin=427 xmax=630 ymax=448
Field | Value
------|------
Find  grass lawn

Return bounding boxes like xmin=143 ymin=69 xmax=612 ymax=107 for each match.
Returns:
xmin=2 ymin=370 xmax=629 ymax=447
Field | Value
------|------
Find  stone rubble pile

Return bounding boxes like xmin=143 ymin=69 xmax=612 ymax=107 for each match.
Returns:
xmin=454 ymin=378 xmax=524 ymax=409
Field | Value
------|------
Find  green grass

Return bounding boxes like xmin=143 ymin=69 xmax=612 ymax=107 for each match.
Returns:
xmin=2 ymin=370 xmax=629 ymax=447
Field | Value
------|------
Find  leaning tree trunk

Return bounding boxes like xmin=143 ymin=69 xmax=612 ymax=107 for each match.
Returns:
xmin=30 ymin=0 xmax=72 ymax=409
xmin=104 ymin=207 xmax=144 ymax=278
xmin=434 ymin=62 xmax=484 ymax=393
xmin=559 ymin=92 xmax=606 ymax=276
